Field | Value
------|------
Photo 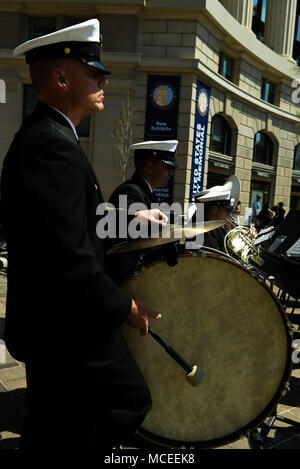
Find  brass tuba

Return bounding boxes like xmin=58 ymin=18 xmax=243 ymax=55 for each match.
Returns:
xmin=224 ymin=217 xmax=260 ymax=266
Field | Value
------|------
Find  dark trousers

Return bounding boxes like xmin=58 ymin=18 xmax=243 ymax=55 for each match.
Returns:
xmin=19 ymin=348 xmax=152 ymax=449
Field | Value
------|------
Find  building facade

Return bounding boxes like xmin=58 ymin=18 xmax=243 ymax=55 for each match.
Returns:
xmin=0 ymin=0 xmax=300 ymax=217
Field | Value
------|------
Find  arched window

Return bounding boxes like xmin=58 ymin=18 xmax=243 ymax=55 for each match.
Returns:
xmin=253 ymin=132 xmax=274 ymax=166
xmin=210 ymin=114 xmax=232 ymax=156
xmin=294 ymin=144 xmax=300 ymax=170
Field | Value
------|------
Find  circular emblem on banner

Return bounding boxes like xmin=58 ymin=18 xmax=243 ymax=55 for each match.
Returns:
xmin=197 ymin=88 xmax=209 ymax=117
xmin=151 ymin=83 xmax=176 ymax=109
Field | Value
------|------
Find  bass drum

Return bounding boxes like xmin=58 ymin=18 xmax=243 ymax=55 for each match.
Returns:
xmin=122 ymin=252 xmax=293 ymax=449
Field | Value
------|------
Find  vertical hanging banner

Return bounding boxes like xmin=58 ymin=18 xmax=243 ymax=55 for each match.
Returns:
xmin=189 ymin=81 xmax=211 ymax=203
xmin=144 ymin=75 xmax=181 ymax=204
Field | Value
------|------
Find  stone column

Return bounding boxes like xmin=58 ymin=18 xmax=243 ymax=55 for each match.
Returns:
xmin=264 ymin=0 xmax=297 ymax=61
xmin=222 ymin=0 xmax=254 ymax=31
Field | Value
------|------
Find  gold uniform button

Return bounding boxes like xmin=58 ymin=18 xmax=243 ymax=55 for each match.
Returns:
xmin=64 ymin=47 xmax=71 ymax=54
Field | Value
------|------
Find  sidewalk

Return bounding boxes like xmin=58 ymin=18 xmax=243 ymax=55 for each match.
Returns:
xmin=0 ymin=269 xmax=300 ymax=450
xmin=0 ymin=271 xmax=27 ymax=449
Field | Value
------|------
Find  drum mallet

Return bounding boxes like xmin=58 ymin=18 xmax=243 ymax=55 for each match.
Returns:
xmin=148 ymin=326 xmax=205 ymax=387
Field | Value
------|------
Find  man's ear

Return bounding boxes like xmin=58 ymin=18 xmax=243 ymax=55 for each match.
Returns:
xmin=56 ymin=68 xmax=67 ymax=88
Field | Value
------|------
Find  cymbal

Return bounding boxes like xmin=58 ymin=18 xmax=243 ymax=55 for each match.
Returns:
xmin=107 ymin=219 xmax=225 ymax=254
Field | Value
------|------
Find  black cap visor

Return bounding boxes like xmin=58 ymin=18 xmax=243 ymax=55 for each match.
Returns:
xmin=218 ymin=201 xmax=233 ymax=212
xmin=80 ymin=58 xmax=110 ymax=74
xmin=162 ymin=159 xmax=177 ymax=168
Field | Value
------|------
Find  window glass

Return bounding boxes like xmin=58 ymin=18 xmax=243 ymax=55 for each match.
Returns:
xmin=294 ymin=144 xmax=300 ymax=171
xmin=23 ymin=84 xmax=38 ymax=120
xmin=253 ymin=132 xmax=273 ymax=166
xmin=293 ymin=0 xmax=300 ymax=64
xmin=261 ymin=79 xmax=275 ymax=104
xmin=64 ymin=17 xmax=86 ymax=27
xmin=210 ymin=115 xmax=231 ymax=156
xmin=27 ymin=17 xmax=56 ymax=40
xmin=219 ymin=52 xmax=234 ymax=82
xmin=252 ymin=0 xmax=268 ymax=41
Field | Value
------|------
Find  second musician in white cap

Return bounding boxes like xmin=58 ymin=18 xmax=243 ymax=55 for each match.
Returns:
xmin=192 ymin=176 xmax=241 ymax=252
xmin=107 ymin=140 xmax=178 ymax=284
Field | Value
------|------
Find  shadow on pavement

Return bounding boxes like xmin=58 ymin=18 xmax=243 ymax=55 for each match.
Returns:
xmin=0 ymin=388 xmax=27 ymax=449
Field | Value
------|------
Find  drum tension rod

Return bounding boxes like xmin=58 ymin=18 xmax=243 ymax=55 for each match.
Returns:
xmin=148 ymin=326 xmax=205 ymax=387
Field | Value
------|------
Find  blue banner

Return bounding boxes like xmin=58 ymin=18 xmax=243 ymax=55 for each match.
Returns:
xmin=189 ymin=81 xmax=211 ymax=203
xmin=144 ymin=75 xmax=181 ymax=205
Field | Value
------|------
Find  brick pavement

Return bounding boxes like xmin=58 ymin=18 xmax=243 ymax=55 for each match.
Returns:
xmin=0 ymin=268 xmax=300 ymax=450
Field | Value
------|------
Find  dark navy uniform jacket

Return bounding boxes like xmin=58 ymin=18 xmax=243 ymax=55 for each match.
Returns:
xmin=0 ymin=101 xmax=132 ymax=364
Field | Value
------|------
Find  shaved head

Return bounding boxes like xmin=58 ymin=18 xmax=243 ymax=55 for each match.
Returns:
xmin=28 ymin=58 xmax=108 ymax=126
xmin=29 ymin=58 xmax=77 ymax=93
xmin=30 ymin=58 xmax=59 ymax=92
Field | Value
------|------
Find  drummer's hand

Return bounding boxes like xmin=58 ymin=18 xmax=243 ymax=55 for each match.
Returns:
xmin=134 ymin=209 xmax=168 ymax=227
xmin=127 ymin=299 xmax=161 ymax=336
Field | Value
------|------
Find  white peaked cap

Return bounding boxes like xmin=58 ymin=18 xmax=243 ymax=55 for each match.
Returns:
xmin=130 ymin=140 xmax=178 ymax=168
xmin=13 ymin=19 xmax=110 ymax=74
xmin=194 ymin=175 xmax=241 ymax=209
xmin=130 ymin=140 xmax=178 ymax=153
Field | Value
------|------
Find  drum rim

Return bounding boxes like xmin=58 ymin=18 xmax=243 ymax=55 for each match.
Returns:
xmin=124 ymin=252 xmax=294 ymax=449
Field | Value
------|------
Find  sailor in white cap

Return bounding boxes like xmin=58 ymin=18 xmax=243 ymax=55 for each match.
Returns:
xmin=130 ymin=139 xmax=177 ymax=196
xmin=107 ymin=140 xmax=178 ymax=284
xmin=189 ymin=176 xmax=240 ymax=252
xmin=13 ymin=18 xmax=111 ymax=124
xmin=110 ymin=139 xmax=177 ymax=215
xmin=1 ymin=19 xmax=161 ymax=449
